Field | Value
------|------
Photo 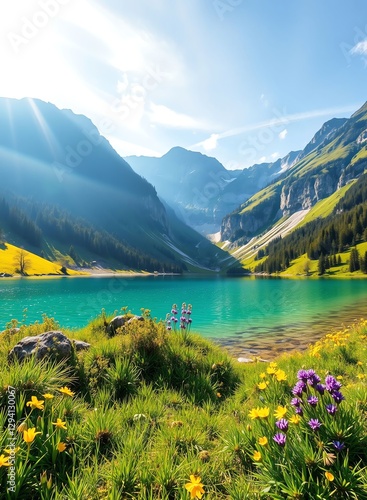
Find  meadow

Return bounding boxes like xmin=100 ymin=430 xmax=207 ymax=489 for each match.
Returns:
xmin=0 ymin=306 xmax=366 ymax=499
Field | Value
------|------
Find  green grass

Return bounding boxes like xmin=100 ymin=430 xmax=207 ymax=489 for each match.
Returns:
xmin=1 ymin=310 xmax=367 ymax=498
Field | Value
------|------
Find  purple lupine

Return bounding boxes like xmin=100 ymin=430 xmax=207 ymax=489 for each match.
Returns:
xmin=308 ymin=418 xmax=322 ymax=431
xmin=315 ymin=383 xmax=326 ymax=395
xmin=292 ymin=381 xmax=306 ymax=397
xmin=307 ymin=395 xmax=318 ymax=407
xmin=331 ymin=391 xmax=345 ymax=404
xmin=332 ymin=441 xmax=345 ymax=452
xmin=306 ymin=370 xmax=321 ymax=386
xmin=291 ymin=398 xmax=302 ymax=407
xmin=325 ymin=375 xmax=342 ymax=392
xmin=325 ymin=404 xmax=338 ymax=415
xmin=275 ymin=419 xmax=289 ymax=432
xmin=273 ymin=433 xmax=287 ymax=446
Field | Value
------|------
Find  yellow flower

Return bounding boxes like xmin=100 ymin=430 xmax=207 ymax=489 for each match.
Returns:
xmin=257 ymin=381 xmax=268 ymax=390
xmin=259 ymin=372 xmax=267 ymax=379
xmin=0 ymin=454 xmax=11 ymax=467
xmin=52 ymin=418 xmax=67 ymax=430
xmin=289 ymin=415 xmax=301 ymax=425
xmin=274 ymin=406 xmax=287 ymax=419
xmin=4 ymin=447 xmax=20 ymax=454
xmin=26 ymin=396 xmax=44 ymax=410
xmin=249 ymin=407 xmax=260 ymax=420
xmin=258 ymin=436 xmax=268 ymax=446
xmin=57 ymin=442 xmax=67 ymax=452
xmin=357 ymin=374 xmax=365 ymax=380
xmin=23 ymin=427 xmax=41 ymax=444
xmin=216 ymin=392 xmax=222 ymax=398
xmin=253 ymin=450 xmax=262 ymax=461
xmin=43 ymin=393 xmax=54 ymax=399
xmin=17 ymin=422 xmax=27 ymax=433
xmin=357 ymin=361 xmax=363 ymax=366
xmin=275 ymin=369 xmax=287 ymax=382
xmin=325 ymin=471 xmax=334 ymax=482
xmin=266 ymin=366 xmax=277 ymax=375
xmin=185 ymin=475 xmax=205 ymax=499
xmin=336 ymin=376 xmax=343 ymax=380
xmin=59 ymin=387 xmax=75 ymax=397
xmin=269 ymin=362 xmax=277 ymax=369
xmin=257 ymin=407 xmax=270 ymax=419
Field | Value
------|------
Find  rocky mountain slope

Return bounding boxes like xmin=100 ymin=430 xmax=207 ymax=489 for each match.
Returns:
xmin=221 ymin=103 xmax=367 ymax=243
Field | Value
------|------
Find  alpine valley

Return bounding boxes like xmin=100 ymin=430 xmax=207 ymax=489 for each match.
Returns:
xmin=1 ymin=97 xmax=367 ymax=277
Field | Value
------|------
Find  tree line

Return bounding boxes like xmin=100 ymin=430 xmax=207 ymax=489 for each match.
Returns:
xmin=254 ymin=174 xmax=367 ymax=274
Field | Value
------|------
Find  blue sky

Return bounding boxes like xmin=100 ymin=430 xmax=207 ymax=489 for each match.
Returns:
xmin=1 ymin=0 xmax=367 ymax=168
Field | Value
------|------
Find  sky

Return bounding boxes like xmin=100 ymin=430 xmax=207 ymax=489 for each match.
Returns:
xmin=1 ymin=0 xmax=367 ymax=169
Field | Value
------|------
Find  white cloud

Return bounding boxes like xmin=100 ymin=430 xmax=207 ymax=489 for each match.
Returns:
xmin=149 ymin=103 xmax=210 ymax=130
xmin=351 ymin=40 xmax=367 ymax=56
xmin=279 ymin=129 xmax=288 ymax=140
xmin=201 ymin=133 xmax=219 ymax=151
xmin=259 ymin=156 xmax=267 ymax=163
xmin=109 ymin=136 xmax=162 ymax=158
xmin=271 ymin=152 xmax=280 ymax=160
xmin=260 ymin=94 xmax=269 ymax=108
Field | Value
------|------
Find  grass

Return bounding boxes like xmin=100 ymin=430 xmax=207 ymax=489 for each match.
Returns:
xmin=0 ymin=308 xmax=367 ymax=498
xmin=0 ymin=243 xmax=81 ymax=276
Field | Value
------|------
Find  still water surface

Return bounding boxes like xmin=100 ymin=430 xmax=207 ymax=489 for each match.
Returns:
xmin=0 ymin=276 xmax=366 ymax=354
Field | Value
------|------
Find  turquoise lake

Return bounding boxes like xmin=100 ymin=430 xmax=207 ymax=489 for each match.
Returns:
xmin=1 ymin=276 xmax=366 ymax=355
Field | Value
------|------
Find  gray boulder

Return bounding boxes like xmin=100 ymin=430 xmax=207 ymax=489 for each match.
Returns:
xmin=8 ymin=331 xmax=90 ymax=362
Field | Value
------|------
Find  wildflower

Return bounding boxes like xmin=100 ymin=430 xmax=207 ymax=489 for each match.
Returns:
xmin=332 ymin=441 xmax=345 ymax=452
xmin=274 ymin=406 xmax=287 ymax=419
xmin=357 ymin=361 xmax=363 ymax=366
xmin=26 ymin=396 xmax=44 ymax=410
xmin=58 ymin=387 xmax=75 ymax=397
xmin=4 ymin=447 xmax=20 ymax=454
xmin=291 ymin=398 xmax=302 ymax=407
xmin=17 ymin=422 xmax=27 ymax=433
xmin=275 ymin=369 xmax=287 ymax=382
xmin=357 ymin=374 xmax=365 ymax=380
xmin=306 ymin=370 xmax=320 ymax=386
xmin=257 ymin=381 xmax=268 ymax=390
xmin=273 ymin=433 xmax=287 ymax=446
xmin=57 ymin=442 xmax=67 ymax=452
xmin=266 ymin=366 xmax=277 ymax=375
xmin=308 ymin=419 xmax=322 ymax=431
xmin=325 ymin=375 xmax=342 ymax=393
xmin=52 ymin=418 xmax=67 ymax=430
xmin=325 ymin=404 xmax=337 ymax=415
xmin=253 ymin=450 xmax=262 ymax=461
xmin=23 ymin=427 xmax=41 ymax=444
xmin=315 ymin=383 xmax=326 ymax=395
xmin=0 ymin=454 xmax=11 ymax=467
xmin=331 ymin=391 xmax=345 ymax=404
xmin=216 ymin=392 xmax=222 ymax=398
xmin=289 ymin=415 xmax=301 ymax=425
xmin=297 ymin=369 xmax=309 ymax=381
xmin=258 ymin=436 xmax=268 ymax=446
xmin=258 ymin=407 xmax=270 ymax=418
xmin=325 ymin=471 xmax=334 ymax=482
xmin=275 ymin=419 xmax=289 ymax=432
xmin=43 ymin=393 xmax=54 ymax=400
xmin=249 ymin=408 xmax=260 ymax=420
xmin=292 ymin=381 xmax=306 ymax=397
xmin=185 ymin=475 xmax=205 ymax=499
xmin=295 ymin=407 xmax=303 ymax=416
xmin=307 ymin=395 xmax=318 ymax=407
xmin=259 ymin=372 xmax=267 ymax=379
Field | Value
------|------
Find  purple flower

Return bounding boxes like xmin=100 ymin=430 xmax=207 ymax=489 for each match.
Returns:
xmin=167 ymin=326 xmax=172 ymax=331
xmin=291 ymin=398 xmax=302 ymax=407
xmin=332 ymin=441 xmax=345 ymax=452
xmin=325 ymin=375 xmax=342 ymax=392
xmin=308 ymin=418 xmax=322 ymax=431
xmin=306 ymin=370 xmax=321 ymax=386
xmin=171 ymin=309 xmax=178 ymax=315
xmin=295 ymin=407 xmax=303 ymax=416
xmin=331 ymin=391 xmax=345 ymax=404
xmin=275 ymin=419 xmax=289 ymax=432
xmin=182 ymin=309 xmax=187 ymax=314
xmin=292 ymin=381 xmax=306 ymax=397
xmin=187 ymin=310 xmax=192 ymax=315
xmin=273 ymin=433 xmax=287 ymax=446
xmin=297 ymin=369 xmax=309 ymax=381
xmin=315 ymin=383 xmax=326 ymax=395
xmin=188 ymin=318 xmax=192 ymax=323
xmin=307 ymin=395 xmax=318 ymax=407
xmin=325 ymin=404 xmax=337 ymax=415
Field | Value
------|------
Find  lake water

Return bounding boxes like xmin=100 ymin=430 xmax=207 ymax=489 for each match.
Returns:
xmin=1 ymin=275 xmax=367 ymax=357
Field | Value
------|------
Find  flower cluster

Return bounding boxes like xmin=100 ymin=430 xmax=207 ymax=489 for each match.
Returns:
xmin=165 ymin=302 xmax=192 ymax=333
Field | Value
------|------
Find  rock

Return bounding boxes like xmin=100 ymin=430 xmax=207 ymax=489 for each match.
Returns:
xmin=8 ymin=331 xmax=89 ymax=362
xmin=105 ymin=315 xmax=127 ymax=336
xmin=73 ymin=340 xmax=91 ymax=351
xmin=126 ymin=315 xmax=145 ymax=325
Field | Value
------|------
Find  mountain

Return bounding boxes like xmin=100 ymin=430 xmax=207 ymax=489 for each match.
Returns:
xmin=126 ymin=148 xmax=299 ymax=235
xmin=0 ymin=97 xmax=232 ymax=272
xmin=221 ymin=103 xmax=367 ymax=243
